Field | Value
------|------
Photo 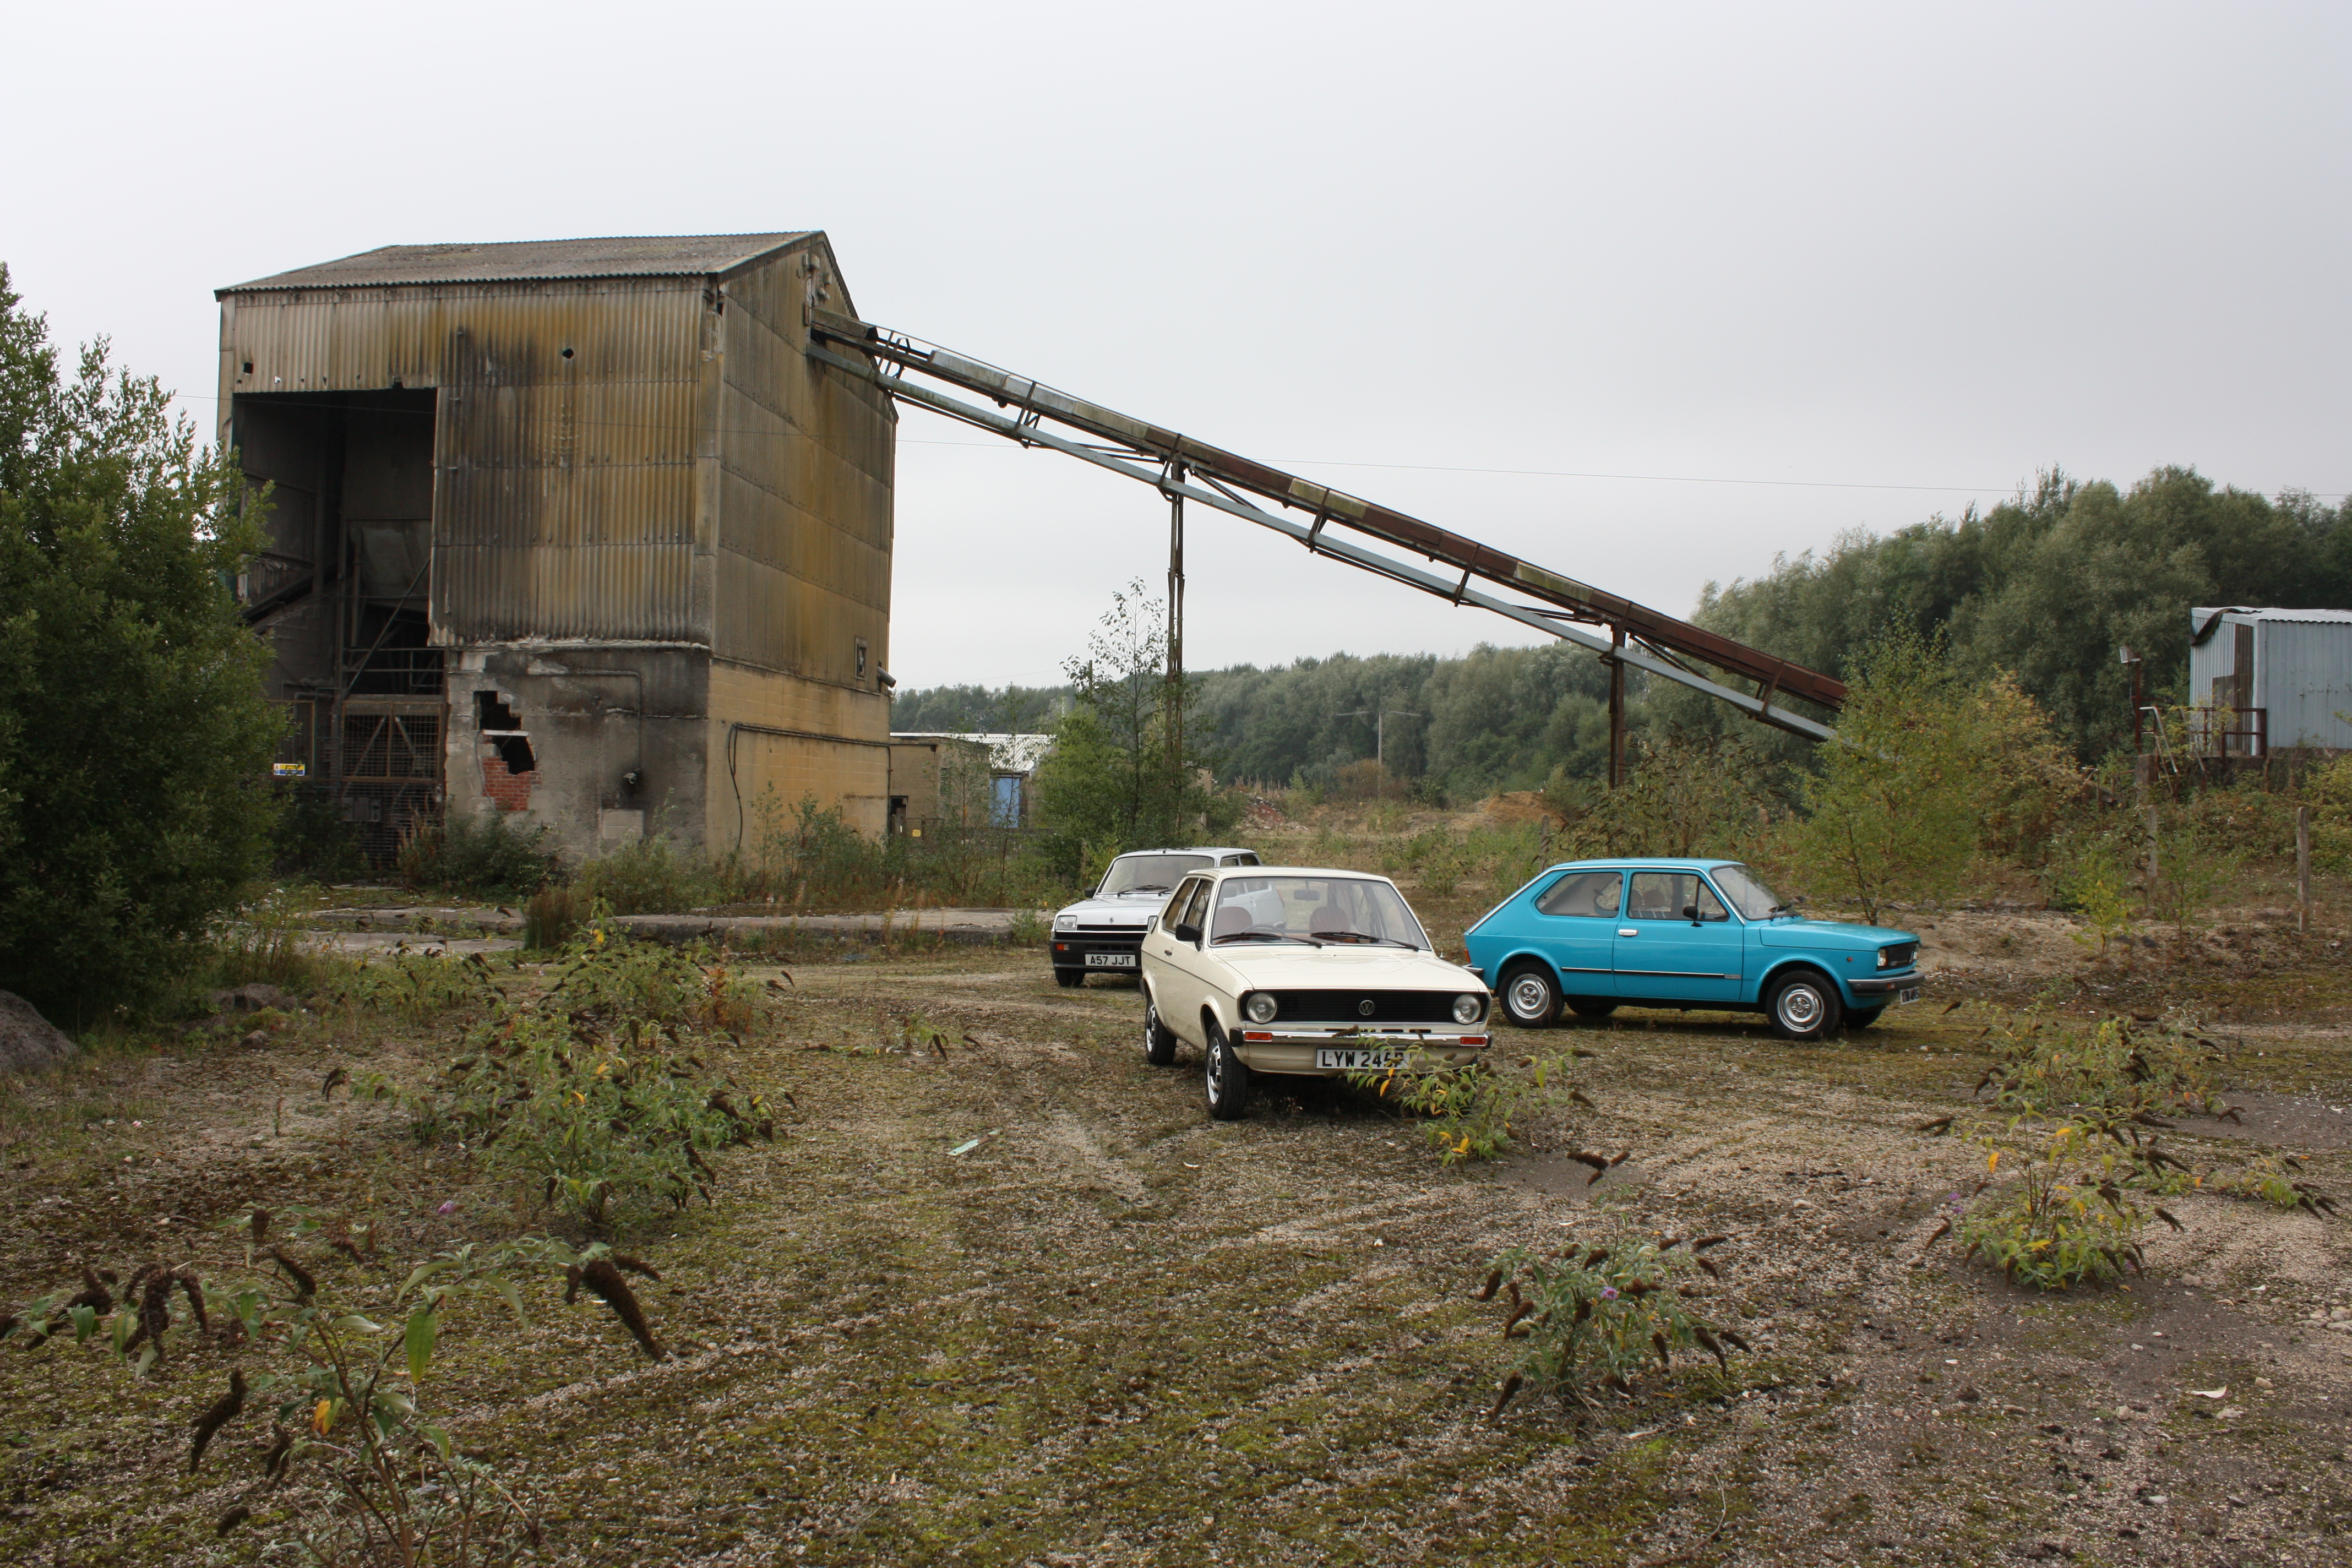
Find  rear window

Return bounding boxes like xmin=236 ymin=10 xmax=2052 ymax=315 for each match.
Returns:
xmin=1101 ymin=853 xmax=1211 ymax=896
xmin=1536 ymin=872 xmax=1623 ymax=918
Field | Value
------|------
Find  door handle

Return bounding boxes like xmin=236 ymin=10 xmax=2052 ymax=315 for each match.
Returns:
xmin=1618 ymin=929 xmax=1638 ymax=938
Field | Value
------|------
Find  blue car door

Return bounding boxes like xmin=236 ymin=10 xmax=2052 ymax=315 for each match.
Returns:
xmin=1613 ymin=872 xmax=1744 ymax=1003
xmin=1525 ymin=870 xmax=1624 ymax=999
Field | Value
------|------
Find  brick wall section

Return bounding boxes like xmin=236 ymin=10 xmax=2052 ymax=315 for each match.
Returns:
xmin=481 ymin=748 xmax=535 ymax=813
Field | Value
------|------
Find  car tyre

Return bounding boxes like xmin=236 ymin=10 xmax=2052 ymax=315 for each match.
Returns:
xmin=1845 ymin=1005 xmax=1885 ymax=1030
xmin=1142 ymin=989 xmax=1179 ymax=1066
xmin=1054 ymin=967 xmax=1084 ymax=989
xmin=1499 ymin=962 xmax=1560 ymax=1028
xmin=1766 ymin=968 xmax=1842 ymax=1041
xmin=1566 ymin=998 xmax=1620 ymax=1020
xmin=1204 ymin=1018 xmax=1251 ymax=1120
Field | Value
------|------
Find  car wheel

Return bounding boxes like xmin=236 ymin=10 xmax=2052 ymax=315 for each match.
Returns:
xmin=1054 ymin=967 xmax=1084 ymax=989
xmin=1845 ymin=1005 xmax=1885 ymax=1030
xmin=1499 ymin=963 xmax=1560 ymax=1028
xmin=1204 ymin=1019 xmax=1251 ymax=1120
xmin=1142 ymin=989 xmax=1178 ymax=1066
xmin=1767 ymin=968 xmax=1842 ymax=1041
xmin=1566 ymin=998 xmax=1619 ymax=1020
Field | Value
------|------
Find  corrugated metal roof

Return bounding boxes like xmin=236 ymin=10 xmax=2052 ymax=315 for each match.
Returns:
xmin=220 ymin=233 xmax=816 ymax=294
xmin=2191 ymin=606 xmax=2352 ymax=624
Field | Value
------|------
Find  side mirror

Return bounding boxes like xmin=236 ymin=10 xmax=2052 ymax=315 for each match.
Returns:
xmin=1174 ymin=923 xmax=1202 ymax=946
xmin=1683 ymin=903 xmax=1701 ymax=923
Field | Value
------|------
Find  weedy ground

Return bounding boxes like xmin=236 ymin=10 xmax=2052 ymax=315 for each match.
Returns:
xmin=1 ymin=917 xmax=2348 ymax=1566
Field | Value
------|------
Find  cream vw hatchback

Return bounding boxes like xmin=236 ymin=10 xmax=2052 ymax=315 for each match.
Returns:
xmin=1138 ymin=866 xmax=1492 ymax=1119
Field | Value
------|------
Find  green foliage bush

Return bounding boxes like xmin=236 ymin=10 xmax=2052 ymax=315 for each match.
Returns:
xmin=380 ymin=926 xmax=769 ymax=1227
xmin=396 ymin=810 xmax=560 ymax=901
xmin=1480 ymin=1234 xmax=1747 ymax=1410
xmin=1355 ymin=1054 xmax=1583 ymax=1166
xmin=1958 ymin=1125 xmax=2152 ymax=1289
xmin=1975 ymin=1014 xmax=2225 ymax=1119
xmin=0 ymin=267 xmax=282 ymax=1022
xmin=1032 ymin=580 xmax=1239 ymax=877
xmin=1787 ymin=635 xmax=2072 ymax=923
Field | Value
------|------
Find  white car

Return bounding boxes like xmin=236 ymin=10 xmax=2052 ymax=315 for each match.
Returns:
xmin=1049 ymin=847 xmax=1262 ymax=987
xmin=1137 ymin=865 xmax=1492 ymax=1119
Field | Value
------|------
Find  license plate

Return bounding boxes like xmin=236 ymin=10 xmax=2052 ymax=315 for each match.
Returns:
xmin=1897 ymin=987 xmax=1920 ymax=1005
xmin=1085 ymin=952 xmax=1136 ymax=968
xmin=1318 ymin=1047 xmax=1411 ymax=1070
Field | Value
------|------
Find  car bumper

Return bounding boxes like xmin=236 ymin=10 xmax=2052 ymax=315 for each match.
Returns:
xmin=1234 ymin=1028 xmax=1491 ymax=1074
xmin=1847 ymin=969 xmax=1923 ymax=997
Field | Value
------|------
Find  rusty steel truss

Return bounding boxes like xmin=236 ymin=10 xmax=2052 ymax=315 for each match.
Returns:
xmin=804 ymin=308 xmax=1842 ymax=746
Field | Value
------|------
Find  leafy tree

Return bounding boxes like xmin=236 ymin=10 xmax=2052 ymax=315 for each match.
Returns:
xmin=1680 ymin=467 xmax=2350 ymax=761
xmin=1032 ymin=580 xmax=1236 ymax=874
xmin=1786 ymin=635 xmax=2068 ymax=923
xmin=0 ymin=265 xmax=281 ymax=1022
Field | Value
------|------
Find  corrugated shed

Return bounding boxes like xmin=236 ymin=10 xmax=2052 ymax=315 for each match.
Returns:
xmin=2187 ymin=607 xmax=2352 ymax=752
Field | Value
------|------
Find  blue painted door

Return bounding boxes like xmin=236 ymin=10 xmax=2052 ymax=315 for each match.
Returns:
xmin=1612 ymin=872 xmax=1744 ymax=1003
xmin=1525 ymin=870 xmax=1624 ymax=1000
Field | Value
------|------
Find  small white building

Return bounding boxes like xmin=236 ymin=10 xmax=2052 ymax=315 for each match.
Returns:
xmin=2187 ymin=606 xmax=2352 ymax=755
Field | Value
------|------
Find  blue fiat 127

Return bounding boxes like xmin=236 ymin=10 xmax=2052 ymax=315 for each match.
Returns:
xmin=1461 ymin=858 xmax=1923 ymax=1041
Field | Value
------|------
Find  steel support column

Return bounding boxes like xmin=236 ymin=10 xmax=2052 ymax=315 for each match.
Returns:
xmin=1608 ymin=624 xmax=1626 ymax=789
xmin=1166 ymin=463 xmax=1186 ymax=810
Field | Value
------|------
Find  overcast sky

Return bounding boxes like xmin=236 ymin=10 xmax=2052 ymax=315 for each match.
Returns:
xmin=6 ymin=2 xmax=2345 ymax=689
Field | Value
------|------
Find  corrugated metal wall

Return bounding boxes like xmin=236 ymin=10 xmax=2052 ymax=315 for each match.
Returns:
xmin=2258 ymin=620 xmax=2352 ymax=750
xmin=220 ymin=279 xmax=711 ymax=642
xmin=713 ymin=252 xmax=896 ymax=685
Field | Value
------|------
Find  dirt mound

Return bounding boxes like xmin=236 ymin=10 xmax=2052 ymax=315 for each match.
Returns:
xmin=1480 ymin=790 xmax=1564 ymax=826
xmin=0 ymin=990 xmax=75 ymax=1074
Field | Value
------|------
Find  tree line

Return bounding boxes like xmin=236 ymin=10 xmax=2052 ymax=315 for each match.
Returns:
xmin=900 ymin=465 xmax=2352 ymax=799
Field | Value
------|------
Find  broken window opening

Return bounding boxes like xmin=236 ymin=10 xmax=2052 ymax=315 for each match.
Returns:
xmin=475 ymin=690 xmax=521 ymax=731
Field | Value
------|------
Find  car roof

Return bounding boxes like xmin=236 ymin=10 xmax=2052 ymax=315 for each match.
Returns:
xmin=1197 ymin=864 xmax=1398 ymax=882
xmin=1114 ymin=847 xmax=1257 ymax=858
xmin=1542 ymin=858 xmax=1743 ymax=871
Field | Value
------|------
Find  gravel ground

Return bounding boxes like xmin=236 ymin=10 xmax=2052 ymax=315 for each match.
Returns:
xmin=1 ymin=930 xmax=2347 ymax=1566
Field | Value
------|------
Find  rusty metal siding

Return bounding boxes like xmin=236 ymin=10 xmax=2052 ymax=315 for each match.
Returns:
xmin=712 ymin=251 xmax=895 ymax=680
xmin=220 ymin=279 xmax=712 ymax=643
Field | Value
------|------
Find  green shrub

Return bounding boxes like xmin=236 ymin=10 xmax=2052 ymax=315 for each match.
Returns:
xmin=523 ymin=883 xmax=594 ymax=950
xmin=379 ymin=928 xmax=769 ymax=1226
xmin=576 ymin=831 xmax=726 ymax=914
xmin=0 ymin=268 xmax=284 ymax=1022
xmin=1357 ymin=1053 xmax=1587 ymax=1166
xmin=397 ymin=810 xmax=559 ymax=901
xmin=268 ymin=787 xmax=369 ymax=882
xmin=323 ymin=949 xmax=504 ymax=1027
xmin=1958 ymin=1125 xmax=2151 ymax=1289
xmin=1479 ymin=1234 xmax=1747 ymax=1412
xmin=1975 ymin=1014 xmax=2225 ymax=1119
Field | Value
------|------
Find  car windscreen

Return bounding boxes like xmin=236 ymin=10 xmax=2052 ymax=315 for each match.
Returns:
xmin=1709 ymin=863 xmax=1785 ymax=921
xmin=1209 ymin=876 xmax=1429 ymax=949
xmin=1099 ymin=854 xmax=1212 ymax=896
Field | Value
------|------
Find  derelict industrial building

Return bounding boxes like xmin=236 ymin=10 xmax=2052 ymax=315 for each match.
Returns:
xmin=217 ymin=233 xmax=896 ymax=863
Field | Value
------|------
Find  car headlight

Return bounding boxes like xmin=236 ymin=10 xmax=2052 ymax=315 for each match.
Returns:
xmin=1452 ymin=993 xmax=1484 ymax=1025
xmin=1244 ymin=993 xmax=1278 ymax=1025
xmin=1054 ymin=914 xmax=1077 ymax=931
xmin=1875 ymin=946 xmax=1893 ymax=969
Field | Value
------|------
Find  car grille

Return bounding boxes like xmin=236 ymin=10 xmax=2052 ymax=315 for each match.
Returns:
xmin=1881 ymin=941 xmax=1919 ymax=969
xmin=1255 ymin=989 xmax=1472 ymax=1025
xmin=1071 ymin=924 xmax=1145 ymax=939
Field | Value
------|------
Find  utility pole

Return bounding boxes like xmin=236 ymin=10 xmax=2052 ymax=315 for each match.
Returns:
xmin=1338 ymin=708 xmax=1423 ymax=797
